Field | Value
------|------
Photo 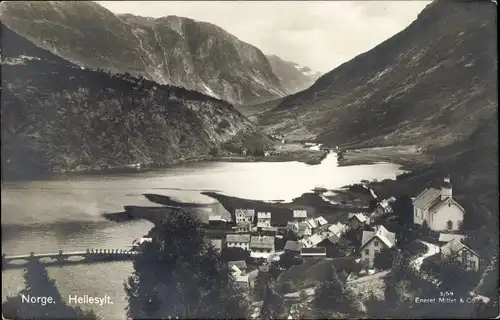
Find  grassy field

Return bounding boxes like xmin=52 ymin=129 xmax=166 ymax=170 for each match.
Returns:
xmin=213 ymin=142 xmax=327 ymax=165
xmin=337 ymin=145 xmax=434 ymax=170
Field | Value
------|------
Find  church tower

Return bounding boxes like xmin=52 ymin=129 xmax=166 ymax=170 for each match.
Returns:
xmin=441 ymin=176 xmax=452 ymax=200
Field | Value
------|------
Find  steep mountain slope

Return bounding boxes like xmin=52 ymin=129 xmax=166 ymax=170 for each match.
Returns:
xmin=259 ymin=0 xmax=497 ymax=150
xmin=266 ymin=54 xmax=322 ymax=94
xmin=0 ymin=1 xmax=286 ymax=105
xmin=1 ymin=24 xmax=268 ymax=180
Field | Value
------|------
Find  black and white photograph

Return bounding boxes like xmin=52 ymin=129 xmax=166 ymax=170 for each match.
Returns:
xmin=1 ymin=0 xmax=498 ymax=319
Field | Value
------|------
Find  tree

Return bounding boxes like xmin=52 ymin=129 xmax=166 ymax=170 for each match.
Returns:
xmin=278 ymin=250 xmax=301 ymax=269
xmin=259 ymin=281 xmax=286 ymax=320
xmin=373 ymin=247 xmax=397 ymax=270
xmin=124 ymin=209 xmax=249 ymax=319
xmin=393 ymin=194 xmax=414 ymax=228
xmin=313 ymin=265 xmax=356 ymax=317
xmin=2 ymin=261 xmax=98 ymax=319
xmin=220 ymin=247 xmax=251 ymax=264
xmin=438 ymin=254 xmax=480 ymax=295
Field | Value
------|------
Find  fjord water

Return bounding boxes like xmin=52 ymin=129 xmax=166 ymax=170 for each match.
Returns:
xmin=1 ymin=153 xmax=403 ymax=319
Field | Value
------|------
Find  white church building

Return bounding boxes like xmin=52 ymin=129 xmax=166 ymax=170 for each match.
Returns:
xmin=412 ymin=177 xmax=465 ymax=232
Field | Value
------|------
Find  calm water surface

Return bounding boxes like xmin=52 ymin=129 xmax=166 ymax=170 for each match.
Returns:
xmin=1 ymin=153 xmax=404 ymax=319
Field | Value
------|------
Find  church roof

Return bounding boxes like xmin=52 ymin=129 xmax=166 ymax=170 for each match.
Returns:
xmin=428 ymin=197 xmax=465 ymax=214
xmin=412 ymin=188 xmax=441 ymax=209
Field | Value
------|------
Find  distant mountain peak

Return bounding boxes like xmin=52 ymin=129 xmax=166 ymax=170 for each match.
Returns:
xmin=265 ymin=54 xmax=322 ymax=94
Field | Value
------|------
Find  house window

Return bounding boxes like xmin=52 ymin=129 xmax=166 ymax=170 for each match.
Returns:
xmin=364 ymin=249 xmax=369 ymax=255
xmin=469 ymin=260 xmax=476 ymax=271
xmin=447 ymin=220 xmax=453 ymax=230
xmin=374 ymin=240 xmax=379 ymax=247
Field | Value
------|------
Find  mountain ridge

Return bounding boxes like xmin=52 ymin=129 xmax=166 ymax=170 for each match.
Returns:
xmin=0 ymin=1 xmax=287 ymax=105
xmin=1 ymin=24 xmax=270 ymax=180
xmin=259 ymin=0 xmax=497 ymax=151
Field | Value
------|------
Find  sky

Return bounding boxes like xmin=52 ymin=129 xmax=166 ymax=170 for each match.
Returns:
xmin=98 ymin=1 xmax=431 ymax=73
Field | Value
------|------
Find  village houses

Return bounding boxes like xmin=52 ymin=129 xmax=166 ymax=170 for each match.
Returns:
xmin=257 ymin=212 xmax=272 ymax=227
xmin=375 ymin=197 xmax=396 ymax=215
xmin=235 ymin=221 xmax=251 ymax=233
xmin=347 ymin=213 xmax=370 ymax=230
xmin=226 ymin=234 xmax=251 ymax=251
xmin=440 ymin=238 xmax=480 ymax=272
xmin=360 ymin=225 xmax=396 ymax=268
xmin=328 ymin=222 xmax=347 ymax=237
xmin=235 ymin=209 xmax=255 ymax=224
xmin=292 ymin=209 xmax=308 ymax=223
xmin=208 ymin=215 xmax=227 ymax=228
xmin=412 ymin=177 xmax=465 ymax=231
xmin=250 ymin=235 xmax=275 ymax=259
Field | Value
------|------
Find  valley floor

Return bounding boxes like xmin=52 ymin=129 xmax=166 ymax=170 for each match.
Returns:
xmin=337 ymin=145 xmax=434 ymax=170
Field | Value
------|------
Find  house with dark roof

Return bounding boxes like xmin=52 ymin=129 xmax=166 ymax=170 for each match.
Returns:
xmin=438 ymin=233 xmax=466 ymax=245
xmin=300 ymin=247 xmax=326 ymax=258
xmin=250 ymin=235 xmax=275 ymax=258
xmin=284 ymin=240 xmax=302 ymax=253
xmin=440 ymin=238 xmax=479 ymax=271
xmin=360 ymin=225 xmax=396 ymax=268
xmin=412 ymin=177 xmax=465 ymax=232
xmin=347 ymin=213 xmax=370 ymax=230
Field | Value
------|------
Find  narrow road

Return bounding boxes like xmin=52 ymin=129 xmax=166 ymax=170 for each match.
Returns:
xmin=410 ymin=240 xmax=440 ymax=271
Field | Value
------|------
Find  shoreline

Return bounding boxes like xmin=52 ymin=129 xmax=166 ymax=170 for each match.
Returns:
xmin=2 ymin=145 xmax=328 ymax=182
xmin=336 ymin=145 xmax=433 ymax=171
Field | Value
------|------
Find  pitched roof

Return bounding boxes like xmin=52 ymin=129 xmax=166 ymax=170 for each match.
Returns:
xmin=428 ymin=197 xmax=465 ymax=214
xmin=235 ymin=209 xmax=255 ymax=217
xmin=306 ymin=218 xmax=318 ymax=229
xmin=302 ymin=234 xmax=325 ymax=248
xmin=226 ymin=234 xmax=251 ymax=243
xmin=361 ymin=225 xmax=395 ymax=249
xmin=293 ymin=210 xmax=308 ymax=218
xmin=250 ymin=236 xmax=275 ymax=249
xmin=327 ymin=234 xmax=340 ymax=244
xmin=412 ymin=188 xmax=441 ymax=210
xmin=301 ymin=247 xmax=326 ymax=255
xmin=284 ymin=240 xmax=302 ymax=252
xmin=441 ymin=238 xmax=478 ymax=257
xmin=228 ymin=260 xmax=247 ymax=270
xmin=348 ymin=213 xmax=368 ymax=223
xmin=439 ymin=233 xmax=466 ymax=243
xmin=328 ymin=223 xmax=347 ymax=235
xmin=298 ymin=222 xmax=310 ymax=232
xmin=230 ymin=265 xmax=242 ymax=276
xmin=315 ymin=216 xmax=328 ymax=226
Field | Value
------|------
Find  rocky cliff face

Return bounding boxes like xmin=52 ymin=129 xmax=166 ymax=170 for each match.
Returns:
xmin=0 ymin=1 xmax=286 ymax=105
xmin=1 ymin=24 xmax=268 ymax=180
xmin=259 ymin=0 xmax=497 ymax=151
xmin=266 ymin=54 xmax=322 ymax=94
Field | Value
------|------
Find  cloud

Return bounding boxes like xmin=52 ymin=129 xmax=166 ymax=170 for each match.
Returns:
xmin=98 ymin=1 xmax=431 ymax=72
